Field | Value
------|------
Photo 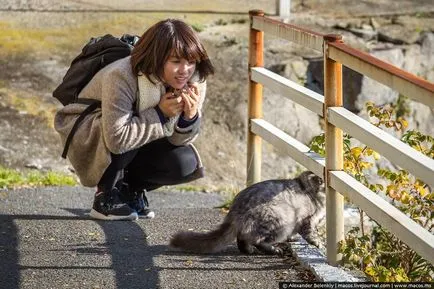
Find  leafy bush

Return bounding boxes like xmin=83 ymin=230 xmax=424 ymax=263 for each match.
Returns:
xmin=0 ymin=166 xmax=77 ymax=189
xmin=191 ymin=23 xmax=205 ymax=32
xmin=309 ymin=97 xmax=433 ymax=281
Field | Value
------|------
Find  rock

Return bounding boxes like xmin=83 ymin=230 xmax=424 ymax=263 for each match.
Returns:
xmin=289 ymin=59 xmax=309 ymax=80
xmin=0 ymin=144 xmax=12 ymax=153
xmin=361 ymin=23 xmax=374 ymax=31
xmin=401 ymin=33 xmax=434 ymax=136
xmin=305 ymin=59 xmax=363 ymax=113
xmin=263 ymin=87 xmax=322 ymax=146
xmin=369 ymin=18 xmax=381 ymax=30
xmin=420 ymin=32 xmax=434 ymax=81
xmin=25 ymin=162 xmax=43 ymax=170
xmin=334 ymin=22 xmax=349 ymax=30
xmin=304 ymin=34 xmax=433 ymax=139
xmin=409 ymin=102 xmax=434 ymax=137
xmin=377 ymin=24 xmax=422 ymax=44
xmin=367 ymin=42 xmax=395 ymax=50
xmin=273 ymin=57 xmax=310 ymax=82
xmin=355 ymin=48 xmax=405 ymax=111
xmin=403 ymin=45 xmax=423 ymax=76
xmin=348 ymin=28 xmax=378 ymax=41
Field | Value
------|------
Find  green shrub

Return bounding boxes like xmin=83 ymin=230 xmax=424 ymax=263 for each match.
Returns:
xmin=191 ymin=23 xmax=205 ymax=32
xmin=0 ymin=166 xmax=77 ymax=189
xmin=0 ymin=167 xmax=24 ymax=188
xmin=309 ymin=97 xmax=433 ymax=281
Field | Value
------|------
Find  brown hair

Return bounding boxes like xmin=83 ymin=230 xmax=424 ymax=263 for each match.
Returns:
xmin=131 ymin=19 xmax=214 ymax=84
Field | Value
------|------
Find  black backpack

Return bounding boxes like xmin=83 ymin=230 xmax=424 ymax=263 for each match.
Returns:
xmin=53 ymin=34 xmax=139 ymax=105
xmin=54 ymin=34 xmax=139 ymax=158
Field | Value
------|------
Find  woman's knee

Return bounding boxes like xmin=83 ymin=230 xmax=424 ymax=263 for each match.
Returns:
xmin=110 ymin=149 xmax=138 ymax=170
xmin=164 ymin=146 xmax=198 ymax=178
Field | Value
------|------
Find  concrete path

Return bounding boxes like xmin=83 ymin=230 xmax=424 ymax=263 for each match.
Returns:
xmin=0 ymin=187 xmax=315 ymax=289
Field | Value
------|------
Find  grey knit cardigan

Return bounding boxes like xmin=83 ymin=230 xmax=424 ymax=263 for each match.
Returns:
xmin=54 ymin=56 xmax=206 ymax=187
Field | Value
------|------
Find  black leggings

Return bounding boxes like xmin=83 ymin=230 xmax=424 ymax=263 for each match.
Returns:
xmin=98 ymin=138 xmax=203 ymax=194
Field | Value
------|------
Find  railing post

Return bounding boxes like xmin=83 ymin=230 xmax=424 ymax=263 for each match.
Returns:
xmin=324 ymin=34 xmax=345 ymax=266
xmin=247 ymin=10 xmax=264 ymax=187
xmin=277 ymin=0 xmax=291 ymax=19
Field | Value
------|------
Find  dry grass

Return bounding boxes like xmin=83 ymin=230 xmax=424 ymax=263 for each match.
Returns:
xmin=0 ymin=12 xmax=248 ymax=61
xmin=0 ymin=87 xmax=57 ymax=127
xmin=0 ymin=11 xmax=246 ymax=125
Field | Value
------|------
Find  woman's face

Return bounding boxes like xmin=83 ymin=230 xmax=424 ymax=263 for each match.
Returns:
xmin=163 ymin=54 xmax=196 ymax=89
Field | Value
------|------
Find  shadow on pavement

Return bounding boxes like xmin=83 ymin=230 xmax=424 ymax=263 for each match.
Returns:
xmin=161 ymin=246 xmax=294 ymax=271
xmin=0 ymin=214 xmax=19 ymax=289
xmin=0 ymin=209 xmax=162 ymax=289
xmin=66 ymin=208 xmax=161 ymax=289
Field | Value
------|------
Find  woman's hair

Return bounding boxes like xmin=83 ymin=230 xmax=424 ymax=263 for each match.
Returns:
xmin=131 ymin=19 xmax=214 ymax=84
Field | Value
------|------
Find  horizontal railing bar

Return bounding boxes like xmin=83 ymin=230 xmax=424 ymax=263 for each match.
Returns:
xmin=251 ymin=67 xmax=324 ymax=117
xmin=250 ymin=118 xmax=325 ymax=177
xmin=252 ymin=15 xmax=324 ymax=52
xmin=328 ymin=42 xmax=434 ymax=108
xmin=248 ymin=14 xmax=434 ymax=266
xmin=328 ymin=107 xmax=434 ymax=188
xmin=330 ymin=170 xmax=434 ymax=265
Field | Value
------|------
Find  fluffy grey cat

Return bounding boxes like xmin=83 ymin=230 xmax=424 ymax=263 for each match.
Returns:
xmin=170 ymin=171 xmax=325 ymax=255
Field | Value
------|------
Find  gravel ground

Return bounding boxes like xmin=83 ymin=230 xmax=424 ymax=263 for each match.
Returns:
xmin=0 ymin=186 xmax=317 ymax=289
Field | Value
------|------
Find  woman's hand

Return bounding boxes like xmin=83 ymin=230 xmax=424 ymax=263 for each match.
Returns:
xmin=180 ymin=83 xmax=200 ymax=120
xmin=158 ymin=92 xmax=184 ymax=118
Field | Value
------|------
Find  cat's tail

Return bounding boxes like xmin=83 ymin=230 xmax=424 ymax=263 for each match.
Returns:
xmin=170 ymin=220 xmax=236 ymax=253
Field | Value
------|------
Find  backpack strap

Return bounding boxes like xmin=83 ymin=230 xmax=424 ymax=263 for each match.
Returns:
xmin=61 ymin=99 xmax=102 ymax=159
xmin=75 ymin=98 xmax=100 ymax=105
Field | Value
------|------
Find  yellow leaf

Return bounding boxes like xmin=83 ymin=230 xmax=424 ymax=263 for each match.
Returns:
xmin=386 ymin=184 xmax=396 ymax=193
xmin=351 ymin=147 xmax=363 ymax=159
xmin=387 ymin=185 xmax=401 ymax=200
xmin=363 ymin=255 xmax=373 ymax=265
xmin=412 ymin=145 xmax=421 ymax=152
xmin=415 ymin=185 xmax=427 ymax=197
xmin=372 ymin=151 xmax=380 ymax=160
xmin=184 ymin=260 xmax=193 ymax=267
xmin=344 ymin=161 xmax=355 ymax=173
xmin=365 ymin=266 xmax=376 ymax=277
xmin=360 ymin=162 xmax=373 ymax=170
xmin=401 ymin=192 xmax=412 ymax=204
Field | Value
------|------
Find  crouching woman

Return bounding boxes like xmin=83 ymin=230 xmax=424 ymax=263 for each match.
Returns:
xmin=54 ymin=19 xmax=214 ymax=221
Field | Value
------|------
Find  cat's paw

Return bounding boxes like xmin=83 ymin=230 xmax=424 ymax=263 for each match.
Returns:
xmin=305 ymin=236 xmax=322 ymax=248
xmin=286 ymin=235 xmax=299 ymax=242
xmin=237 ymin=238 xmax=255 ymax=255
xmin=265 ymin=245 xmax=284 ymax=256
xmin=273 ymin=246 xmax=284 ymax=257
xmin=255 ymin=243 xmax=284 ymax=256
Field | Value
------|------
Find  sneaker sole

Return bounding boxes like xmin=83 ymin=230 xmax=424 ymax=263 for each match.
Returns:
xmin=138 ymin=211 xmax=155 ymax=219
xmin=89 ymin=209 xmax=138 ymax=221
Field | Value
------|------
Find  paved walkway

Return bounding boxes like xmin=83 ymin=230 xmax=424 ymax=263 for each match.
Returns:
xmin=0 ymin=186 xmax=322 ymax=289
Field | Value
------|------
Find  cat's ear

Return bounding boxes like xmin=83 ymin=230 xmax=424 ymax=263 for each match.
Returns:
xmin=305 ymin=171 xmax=324 ymax=188
xmin=313 ymin=175 xmax=324 ymax=186
xmin=316 ymin=175 xmax=324 ymax=185
xmin=317 ymin=177 xmax=325 ymax=192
